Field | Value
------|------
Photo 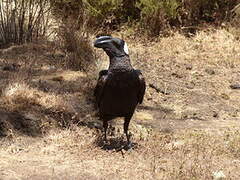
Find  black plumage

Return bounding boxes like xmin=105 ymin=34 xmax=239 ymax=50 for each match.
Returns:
xmin=94 ymin=36 xmax=146 ymax=146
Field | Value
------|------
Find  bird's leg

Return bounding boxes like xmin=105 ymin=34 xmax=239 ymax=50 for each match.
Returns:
xmin=103 ymin=120 xmax=108 ymax=143
xmin=124 ymin=116 xmax=132 ymax=149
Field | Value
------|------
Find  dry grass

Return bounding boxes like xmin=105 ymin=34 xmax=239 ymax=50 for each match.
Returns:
xmin=129 ymin=29 xmax=240 ymax=66
xmin=2 ymin=82 xmax=72 ymax=113
xmin=55 ymin=21 xmax=97 ymax=72
xmin=1 ymin=28 xmax=240 ymax=179
xmin=1 ymin=127 xmax=240 ymax=179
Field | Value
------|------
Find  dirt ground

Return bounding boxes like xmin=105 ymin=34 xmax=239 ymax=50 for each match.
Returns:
xmin=0 ymin=29 xmax=240 ymax=179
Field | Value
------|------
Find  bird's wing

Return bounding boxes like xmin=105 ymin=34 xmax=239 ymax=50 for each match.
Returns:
xmin=94 ymin=70 xmax=108 ymax=107
xmin=135 ymin=70 xmax=146 ymax=104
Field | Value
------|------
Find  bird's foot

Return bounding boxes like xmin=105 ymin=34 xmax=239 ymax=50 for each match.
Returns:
xmin=103 ymin=138 xmax=108 ymax=145
xmin=102 ymin=135 xmax=108 ymax=145
xmin=115 ymin=141 xmax=132 ymax=152
xmin=115 ymin=145 xmax=125 ymax=152
xmin=124 ymin=141 xmax=133 ymax=151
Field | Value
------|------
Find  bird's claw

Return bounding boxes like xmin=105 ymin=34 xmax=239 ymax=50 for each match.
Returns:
xmin=124 ymin=141 xmax=133 ymax=151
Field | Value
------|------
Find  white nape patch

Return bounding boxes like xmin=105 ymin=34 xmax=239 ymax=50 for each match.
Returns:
xmin=123 ymin=42 xmax=129 ymax=55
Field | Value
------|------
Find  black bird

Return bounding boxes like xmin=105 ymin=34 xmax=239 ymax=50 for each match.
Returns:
xmin=94 ymin=36 xmax=146 ymax=147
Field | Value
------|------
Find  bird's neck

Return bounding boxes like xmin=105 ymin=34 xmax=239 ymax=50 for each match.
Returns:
xmin=108 ymin=56 xmax=133 ymax=71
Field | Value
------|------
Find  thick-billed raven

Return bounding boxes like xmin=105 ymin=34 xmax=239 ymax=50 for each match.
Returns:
xmin=94 ymin=36 xmax=146 ymax=147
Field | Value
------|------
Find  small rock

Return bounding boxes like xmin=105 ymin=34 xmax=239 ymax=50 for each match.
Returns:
xmin=205 ymin=68 xmax=215 ymax=75
xmin=41 ymin=65 xmax=56 ymax=71
xmin=220 ymin=93 xmax=230 ymax=100
xmin=173 ymin=140 xmax=185 ymax=147
xmin=185 ymin=64 xmax=193 ymax=70
xmin=171 ymin=72 xmax=183 ymax=78
xmin=2 ymin=63 xmax=20 ymax=71
xmin=213 ymin=112 xmax=218 ymax=118
xmin=213 ymin=171 xmax=226 ymax=179
xmin=232 ymin=159 xmax=240 ymax=163
xmin=186 ymin=82 xmax=195 ymax=89
xmin=230 ymin=84 xmax=240 ymax=89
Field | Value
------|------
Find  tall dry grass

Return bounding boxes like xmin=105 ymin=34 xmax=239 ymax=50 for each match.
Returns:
xmin=142 ymin=29 xmax=240 ymax=66
xmin=0 ymin=0 xmax=51 ymax=47
xmin=56 ymin=24 xmax=96 ymax=71
xmin=51 ymin=1 xmax=97 ymax=72
xmin=2 ymin=82 xmax=73 ymax=113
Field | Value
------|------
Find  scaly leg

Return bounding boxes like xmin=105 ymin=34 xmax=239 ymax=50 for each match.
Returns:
xmin=124 ymin=115 xmax=132 ymax=148
xmin=103 ymin=120 xmax=108 ymax=142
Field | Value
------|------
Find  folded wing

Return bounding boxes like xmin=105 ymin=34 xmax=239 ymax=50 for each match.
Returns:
xmin=135 ymin=70 xmax=146 ymax=104
xmin=94 ymin=70 xmax=108 ymax=107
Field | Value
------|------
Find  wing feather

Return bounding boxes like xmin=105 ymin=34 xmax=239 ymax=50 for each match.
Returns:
xmin=94 ymin=70 xmax=108 ymax=107
xmin=135 ymin=70 xmax=146 ymax=104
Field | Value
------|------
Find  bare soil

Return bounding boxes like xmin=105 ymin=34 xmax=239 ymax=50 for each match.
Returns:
xmin=0 ymin=29 xmax=240 ymax=179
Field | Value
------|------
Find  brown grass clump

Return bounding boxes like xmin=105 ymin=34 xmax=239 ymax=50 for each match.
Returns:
xmin=58 ymin=27 xmax=96 ymax=71
xmin=144 ymin=29 xmax=240 ymax=66
xmin=2 ymin=82 xmax=73 ymax=113
xmin=223 ymin=129 xmax=240 ymax=158
xmin=52 ymin=6 xmax=97 ymax=72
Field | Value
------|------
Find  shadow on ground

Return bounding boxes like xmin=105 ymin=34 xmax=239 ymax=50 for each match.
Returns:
xmin=0 ymin=110 xmax=41 ymax=137
xmin=94 ymin=135 xmax=138 ymax=151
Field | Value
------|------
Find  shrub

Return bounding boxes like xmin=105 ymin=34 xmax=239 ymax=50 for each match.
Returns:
xmin=180 ymin=0 xmax=239 ymax=25
xmin=57 ymin=24 xmax=96 ymax=71
xmin=137 ymin=0 xmax=180 ymax=36
xmin=136 ymin=0 xmax=240 ymax=36
xmin=51 ymin=0 xmax=240 ymax=36
xmin=51 ymin=0 xmax=96 ymax=71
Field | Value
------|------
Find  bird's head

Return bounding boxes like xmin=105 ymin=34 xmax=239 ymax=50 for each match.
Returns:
xmin=94 ymin=36 xmax=129 ymax=58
